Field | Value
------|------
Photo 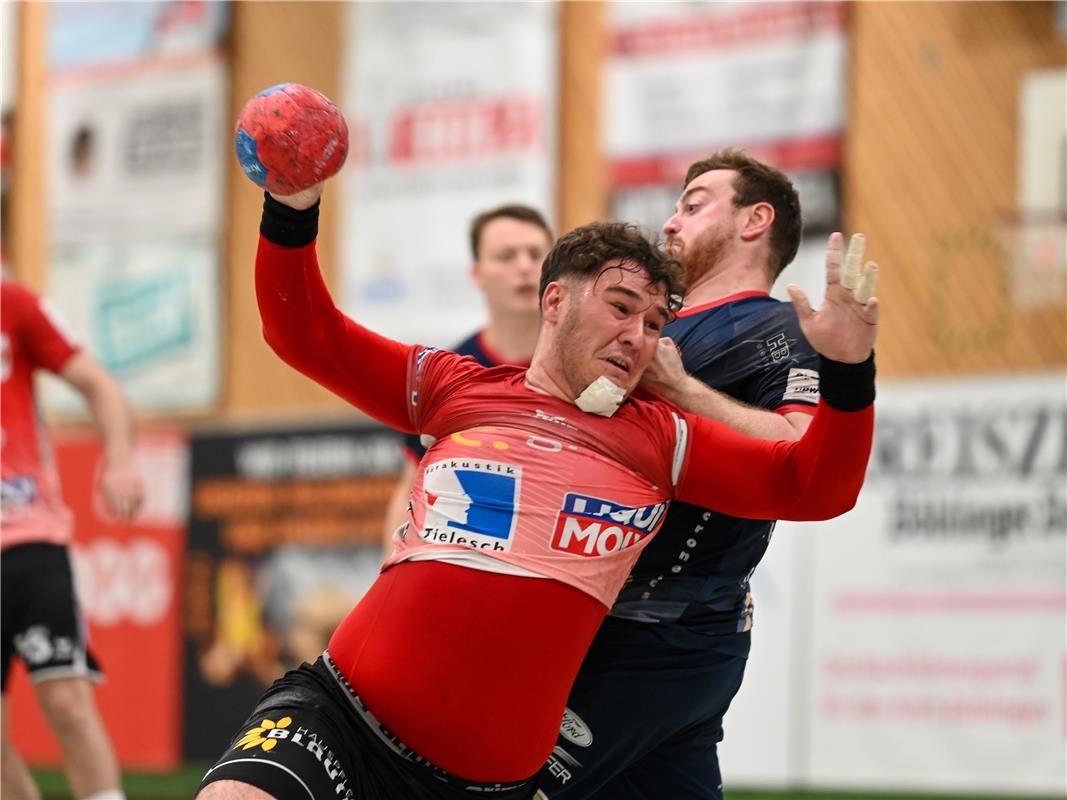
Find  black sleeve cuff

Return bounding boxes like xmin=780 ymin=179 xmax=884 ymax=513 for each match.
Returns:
xmin=260 ymin=192 xmax=320 ymax=248
xmin=819 ymin=352 xmax=876 ymax=412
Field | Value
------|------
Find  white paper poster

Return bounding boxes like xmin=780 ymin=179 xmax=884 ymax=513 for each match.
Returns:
xmin=799 ymin=373 xmax=1066 ymax=793
xmin=341 ymin=2 xmax=557 ymax=346
xmin=43 ymin=6 xmax=229 ymax=414
xmin=48 ymin=58 xmax=227 ymax=243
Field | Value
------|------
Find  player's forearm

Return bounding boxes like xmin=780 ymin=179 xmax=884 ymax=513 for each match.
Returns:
xmin=677 ymin=354 xmax=875 ymax=520
xmin=664 ymin=376 xmax=805 ymax=441
xmin=82 ymin=374 xmax=137 ymax=467
xmin=256 ymin=195 xmax=415 ymax=430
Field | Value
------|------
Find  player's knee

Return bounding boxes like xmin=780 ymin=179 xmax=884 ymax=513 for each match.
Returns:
xmin=35 ymin=680 xmax=96 ymax=732
xmin=196 ymin=779 xmax=279 ymax=800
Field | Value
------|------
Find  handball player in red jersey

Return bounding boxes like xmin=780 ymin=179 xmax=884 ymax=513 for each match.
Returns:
xmin=197 ymin=171 xmax=880 ymax=800
xmin=1 ymin=281 xmax=144 ymax=800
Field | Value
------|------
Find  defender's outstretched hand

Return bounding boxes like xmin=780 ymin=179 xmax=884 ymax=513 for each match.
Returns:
xmin=787 ymin=233 xmax=879 ymax=364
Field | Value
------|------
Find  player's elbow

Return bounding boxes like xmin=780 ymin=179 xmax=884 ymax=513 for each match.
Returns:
xmin=789 ymin=484 xmax=862 ymax=522
xmin=261 ymin=322 xmax=305 ymax=369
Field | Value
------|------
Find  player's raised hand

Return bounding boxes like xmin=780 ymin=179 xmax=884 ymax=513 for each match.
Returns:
xmin=270 ymin=183 xmax=325 ymax=211
xmin=787 ymin=232 xmax=879 ymax=364
xmin=235 ymin=83 xmax=347 ymax=206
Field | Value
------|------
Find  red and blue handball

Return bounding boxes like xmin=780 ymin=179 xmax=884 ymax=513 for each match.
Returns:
xmin=234 ymin=83 xmax=349 ymax=195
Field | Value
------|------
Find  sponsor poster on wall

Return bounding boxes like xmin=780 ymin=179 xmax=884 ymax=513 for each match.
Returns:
xmin=48 ymin=59 xmax=227 ymax=243
xmin=604 ymin=2 xmax=845 ymax=253
xmin=182 ymin=423 xmax=404 ymax=760
xmin=43 ymin=3 xmax=228 ymax=413
xmin=794 ymin=373 xmax=1066 ymax=793
xmin=44 ymin=239 xmax=222 ymax=411
xmin=340 ymin=2 xmax=557 ymax=346
xmin=8 ymin=430 xmax=188 ymax=769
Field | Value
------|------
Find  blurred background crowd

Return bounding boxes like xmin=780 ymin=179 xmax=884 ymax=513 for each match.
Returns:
xmin=0 ymin=2 xmax=1064 ymax=798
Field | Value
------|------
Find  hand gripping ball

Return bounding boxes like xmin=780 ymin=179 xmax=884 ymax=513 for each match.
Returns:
xmin=234 ymin=83 xmax=349 ymax=195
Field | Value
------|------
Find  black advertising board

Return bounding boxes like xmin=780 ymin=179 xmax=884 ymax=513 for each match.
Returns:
xmin=182 ymin=422 xmax=403 ymax=760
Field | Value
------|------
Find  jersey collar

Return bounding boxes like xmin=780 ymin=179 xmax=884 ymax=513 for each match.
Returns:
xmin=676 ymin=290 xmax=769 ymax=318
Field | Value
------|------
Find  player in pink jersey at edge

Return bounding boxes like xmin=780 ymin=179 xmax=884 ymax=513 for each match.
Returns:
xmin=1 ymin=264 xmax=145 ymax=799
xmin=197 ymin=161 xmax=880 ymax=799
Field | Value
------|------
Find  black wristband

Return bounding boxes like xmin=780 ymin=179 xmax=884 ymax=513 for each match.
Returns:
xmin=260 ymin=192 xmax=320 ymax=248
xmin=818 ymin=352 xmax=876 ymax=412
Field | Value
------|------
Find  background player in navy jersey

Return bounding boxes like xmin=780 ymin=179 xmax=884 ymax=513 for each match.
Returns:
xmin=539 ymin=149 xmax=862 ymax=799
xmin=381 ymin=204 xmax=553 ymax=546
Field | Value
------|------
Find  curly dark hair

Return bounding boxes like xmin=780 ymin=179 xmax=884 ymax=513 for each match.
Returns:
xmin=538 ymin=222 xmax=685 ymax=312
xmin=684 ymin=148 xmax=802 ymax=280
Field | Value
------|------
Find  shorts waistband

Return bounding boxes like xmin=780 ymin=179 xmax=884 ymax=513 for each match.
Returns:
xmin=321 ymin=651 xmax=536 ymax=796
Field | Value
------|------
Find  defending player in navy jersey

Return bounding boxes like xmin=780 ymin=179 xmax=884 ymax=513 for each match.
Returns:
xmin=381 ymin=204 xmax=552 ymax=546
xmin=538 ymin=150 xmax=874 ymax=800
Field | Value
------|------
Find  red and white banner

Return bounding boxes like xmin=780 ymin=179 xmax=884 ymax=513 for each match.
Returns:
xmin=605 ymin=1 xmax=845 ymax=236
xmin=9 ymin=430 xmax=188 ymax=770
xmin=340 ymin=2 xmax=558 ymax=346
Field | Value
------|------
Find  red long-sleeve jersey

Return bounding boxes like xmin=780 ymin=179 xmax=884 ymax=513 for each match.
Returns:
xmin=255 ymin=233 xmax=873 ymax=782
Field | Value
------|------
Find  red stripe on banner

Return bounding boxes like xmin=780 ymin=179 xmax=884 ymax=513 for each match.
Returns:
xmin=611 ymin=134 xmax=841 ymax=188
xmin=833 ymin=591 xmax=1067 ymax=615
xmin=388 ymin=96 xmax=541 ymax=165
xmin=613 ymin=2 xmax=845 ymax=58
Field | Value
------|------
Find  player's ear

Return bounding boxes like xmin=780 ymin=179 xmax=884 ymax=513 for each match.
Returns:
xmin=740 ymin=201 xmax=774 ymax=242
xmin=541 ymin=281 xmax=566 ymax=323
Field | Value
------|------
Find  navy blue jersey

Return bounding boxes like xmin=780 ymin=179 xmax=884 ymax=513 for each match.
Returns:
xmin=401 ymin=330 xmax=507 ymax=462
xmin=611 ymin=291 xmax=819 ymax=634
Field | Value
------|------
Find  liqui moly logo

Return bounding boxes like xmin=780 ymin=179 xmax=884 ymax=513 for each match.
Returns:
xmin=550 ymin=494 xmax=667 ymax=557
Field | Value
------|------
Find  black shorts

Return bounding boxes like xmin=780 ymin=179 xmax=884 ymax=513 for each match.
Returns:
xmin=198 ymin=653 xmax=537 ymax=800
xmin=1 ymin=542 xmax=102 ymax=693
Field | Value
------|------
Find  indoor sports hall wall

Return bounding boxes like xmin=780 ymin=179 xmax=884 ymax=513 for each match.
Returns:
xmin=10 ymin=2 xmax=1064 ymax=405
xmin=3 ymin=1 xmax=1063 ymax=794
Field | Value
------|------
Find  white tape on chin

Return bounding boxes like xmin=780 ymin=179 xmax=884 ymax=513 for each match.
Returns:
xmin=575 ymin=376 xmax=626 ymax=417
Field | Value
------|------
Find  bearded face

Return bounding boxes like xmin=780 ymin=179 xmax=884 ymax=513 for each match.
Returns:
xmin=677 ymin=210 xmax=738 ymax=286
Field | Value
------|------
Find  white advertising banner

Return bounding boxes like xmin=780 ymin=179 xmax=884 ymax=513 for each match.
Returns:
xmin=43 ymin=5 xmax=229 ymax=414
xmin=341 ymin=2 xmax=557 ymax=346
xmin=43 ymin=239 xmax=221 ymax=412
xmin=1 ymin=1 xmax=17 ymax=113
xmin=48 ymin=57 xmax=227 ymax=243
xmin=797 ymin=373 xmax=1066 ymax=793
xmin=716 ymin=524 xmax=806 ymax=787
xmin=605 ymin=1 xmax=845 ymax=234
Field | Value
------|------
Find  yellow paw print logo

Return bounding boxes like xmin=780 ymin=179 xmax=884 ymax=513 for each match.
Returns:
xmin=234 ymin=716 xmax=293 ymax=752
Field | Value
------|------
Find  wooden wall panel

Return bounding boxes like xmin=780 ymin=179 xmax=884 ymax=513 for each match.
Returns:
xmin=8 ymin=2 xmax=48 ymax=292
xmin=558 ymin=1 xmax=607 ymax=232
xmin=846 ymin=2 xmax=1066 ymax=378
xmin=224 ymin=1 xmax=350 ymax=416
